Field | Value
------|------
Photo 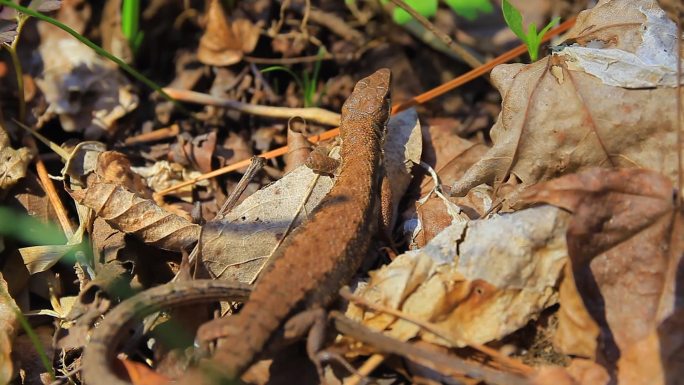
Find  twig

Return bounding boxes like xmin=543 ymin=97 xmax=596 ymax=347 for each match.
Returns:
xmin=162 ymin=88 xmax=341 ymax=127
xmin=24 ymin=137 xmax=74 ymax=239
xmin=330 ymin=312 xmax=531 ymax=385
xmin=214 ymin=156 xmax=265 ymax=220
xmin=156 ymin=18 xmax=576 ymax=196
xmin=155 ymin=128 xmax=340 ymax=197
xmin=123 ymin=124 xmax=180 ymax=145
xmin=345 ymin=353 xmax=385 ymax=385
xmin=386 ymin=0 xmax=483 ymax=69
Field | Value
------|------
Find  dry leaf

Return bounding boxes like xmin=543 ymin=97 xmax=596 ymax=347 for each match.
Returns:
xmin=36 ymin=22 xmax=138 ymax=138
xmin=131 ymin=161 xmax=208 ymax=201
xmin=201 ymin=109 xmax=421 ymax=282
xmin=349 ymin=205 xmax=569 ymax=347
xmin=617 ymin=308 xmax=684 ymax=385
xmin=451 ymin=0 xmax=683 ymax=197
xmin=407 ymin=127 xmax=491 ymax=246
xmin=197 ymin=0 xmax=261 ymax=66
xmin=521 ymin=168 xmax=682 ymax=379
xmin=0 ymin=127 xmax=32 ymax=192
xmin=69 ymin=182 xmax=200 ymax=251
xmin=0 ymin=273 xmax=18 ymax=385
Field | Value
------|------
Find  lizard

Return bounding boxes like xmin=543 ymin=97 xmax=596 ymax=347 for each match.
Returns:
xmin=81 ymin=67 xmax=391 ymax=384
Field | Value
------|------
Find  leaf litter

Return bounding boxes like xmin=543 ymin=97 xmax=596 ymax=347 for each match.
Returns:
xmin=0 ymin=0 xmax=682 ymax=384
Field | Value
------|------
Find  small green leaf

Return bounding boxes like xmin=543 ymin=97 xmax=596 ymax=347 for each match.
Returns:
xmin=444 ymin=0 xmax=493 ymax=21
xmin=384 ymin=0 xmax=438 ymax=25
xmin=539 ymin=16 xmax=561 ymax=38
xmin=501 ymin=0 xmax=525 ymax=42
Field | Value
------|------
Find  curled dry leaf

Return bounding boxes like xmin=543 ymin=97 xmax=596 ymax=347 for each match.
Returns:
xmin=0 ymin=127 xmax=31 ymax=192
xmin=201 ymin=109 xmax=421 ymax=283
xmin=35 ymin=23 xmax=138 ymax=139
xmin=451 ymin=0 xmax=683 ymax=197
xmin=406 ymin=123 xmax=491 ymax=247
xmin=521 ymin=168 xmax=682 ymax=382
xmin=198 ymin=0 xmax=261 ymax=66
xmin=348 ymin=205 xmax=569 ymax=347
xmin=68 ymin=182 xmax=200 ymax=251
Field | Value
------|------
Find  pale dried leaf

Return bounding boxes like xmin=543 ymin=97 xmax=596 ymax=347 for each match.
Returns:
xmin=0 ymin=127 xmax=32 ymax=192
xmin=451 ymin=0 xmax=683 ymax=197
xmin=349 ymin=205 xmax=569 ymax=347
xmin=131 ymin=161 xmax=208 ymax=202
xmin=201 ymin=110 xmax=421 ymax=282
xmin=19 ymin=244 xmax=77 ymax=275
xmin=0 ymin=273 xmax=18 ymax=385
xmin=68 ymin=182 xmax=200 ymax=251
xmin=36 ymin=24 xmax=138 ymax=138
xmin=559 ymin=0 xmax=681 ymax=88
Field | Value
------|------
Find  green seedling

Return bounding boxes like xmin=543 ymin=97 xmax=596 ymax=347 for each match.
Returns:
xmin=379 ymin=0 xmax=493 ymax=25
xmin=261 ymin=47 xmax=326 ymax=108
xmin=121 ymin=0 xmax=143 ymax=53
xmin=501 ymin=0 xmax=559 ymax=61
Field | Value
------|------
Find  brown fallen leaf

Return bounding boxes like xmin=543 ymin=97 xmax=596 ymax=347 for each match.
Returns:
xmin=617 ymin=308 xmax=684 ymax=385
xmin=197 ymin=0 xmax=261 ymax=67
xmin=451 ymin=0 xmax=683 ymax=197
xmin=521 ymin=168 xmax=682 ymax=381
xmin=68 ymin=182 xmax=200 ymax=251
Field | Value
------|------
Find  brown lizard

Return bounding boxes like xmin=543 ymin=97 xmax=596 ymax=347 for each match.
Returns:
xmin=81 ymin=68 xmax=391 ymax=384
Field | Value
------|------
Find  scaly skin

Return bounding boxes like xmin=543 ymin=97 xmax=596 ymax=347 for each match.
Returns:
xmin=187 ymin=68 xmax=392 ymax=382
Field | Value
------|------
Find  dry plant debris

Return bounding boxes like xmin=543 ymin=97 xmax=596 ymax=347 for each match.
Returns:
xmin=0 ymin=0 xmax=681 ymax=384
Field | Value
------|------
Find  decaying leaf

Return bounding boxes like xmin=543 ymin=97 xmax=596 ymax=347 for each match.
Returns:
xmin=521 ymin=168 xmax=683 ymax=382
xmin=35 ymin=22 xmax=138 ymax=139
xmin=197 ymin=0 xmax=261 ymax=66
xmin=348 ymin=205 xmax=569 ymax=347
xmin=68 ymin=182 xmax=200 ymax=251
xmin=0 ymin=127 xmax=32 ymax=192
xmin=201 ymin=109 xmax=421 ymax=282
xmin=451 ymin=0 xmax=684 ymax=197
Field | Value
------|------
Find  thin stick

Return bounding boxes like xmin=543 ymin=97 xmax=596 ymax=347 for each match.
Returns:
xmin=156 ymin=18 xmax=576 ymax=196
xmin=386 ymin=0 xmax=483 ymax=69
xmin=339 ymin=287 xmax=534 ymax=376
xmin=331 ymin=312 xmax=531 ymax=385
xmin=345 ymin=353 xmax=385 ymax=385
xmin=24 ymin=137 xmax=74 ymax=238
xmin=162 ymin=88 xmax=341 ymax=127
xmin=214 ymin=156 xmax=265 ymax=220
xmin=155 ymin=128 xmax=340 ymax=197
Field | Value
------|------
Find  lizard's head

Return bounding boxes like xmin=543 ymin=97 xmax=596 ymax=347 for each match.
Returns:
xmin=341 ymin=68 xmax=392 ymax=139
